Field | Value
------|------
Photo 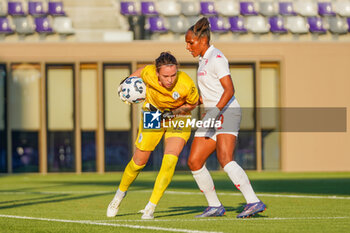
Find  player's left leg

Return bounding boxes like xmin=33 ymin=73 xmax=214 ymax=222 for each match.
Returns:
xmin=141 ymin=136 xmax=186 ymax=219
xmin=216 ymin=134 xmax=265 ymax=218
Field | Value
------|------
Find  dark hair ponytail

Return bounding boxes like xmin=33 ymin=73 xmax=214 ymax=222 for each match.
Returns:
xmin=188 ymin=17 xmax=211 ymax=42
xmin=155 ymin=52 xmax=179 ymax=72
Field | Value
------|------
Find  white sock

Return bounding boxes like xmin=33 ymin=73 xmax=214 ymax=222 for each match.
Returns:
xmin=223 ymin=161 xmax=260 ymax=204
xmin=191 ymin=166 xmax=221 ymax=207
xmin=145 ymin=201 xmax=156 ymax=211
xmin=114 ymin=188 xmax=126 ymax=200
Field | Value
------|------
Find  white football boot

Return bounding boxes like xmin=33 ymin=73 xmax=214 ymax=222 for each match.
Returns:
xmin=141 ymin=204 xmax=155 ymax=220
xmin=106 ymin=196 xmax=123 ymax=217
xmin=107 ymin=190 xmax=126 ymax=217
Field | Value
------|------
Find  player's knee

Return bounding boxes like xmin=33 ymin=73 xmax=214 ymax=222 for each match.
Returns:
xmin=187 ymin=157 xmax=201 ymax=171
xmin=217 ymin=156 xmax=231 ymax=168
xmin=217 ymin=151 xmax=233 ymax=168
xmin=131 ymin=156 xmax=148 ymax=169
xmin=218 ymin=159 xmax=230 ymax=168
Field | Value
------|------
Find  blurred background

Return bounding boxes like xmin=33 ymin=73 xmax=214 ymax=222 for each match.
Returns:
xmin=0 ymin=0 xmax=349 ymax=174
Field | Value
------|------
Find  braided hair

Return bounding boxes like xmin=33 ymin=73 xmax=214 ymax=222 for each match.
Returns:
xmin=188 ymin=17 xmax=211 ymax=42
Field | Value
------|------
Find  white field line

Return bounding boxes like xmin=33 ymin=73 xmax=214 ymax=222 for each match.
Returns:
xmin=0 ymin=190 xmax=349 ymax=200
xmin=96 ymin=216 xmax=350 ymax=222
xmin=0 ymin=214 xmax=222 ymax=233
xmin=165 ymin=190 xmax=350 ymax=200
xmin=0 ymin=191 xmax=112 ymax=195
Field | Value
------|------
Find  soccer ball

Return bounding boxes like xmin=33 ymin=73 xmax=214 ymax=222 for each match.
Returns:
xmin=119 ymin=76 xmax=146 ymax=104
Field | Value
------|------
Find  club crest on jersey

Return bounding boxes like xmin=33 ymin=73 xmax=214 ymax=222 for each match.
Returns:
xmin=172 ymin=91 xmax=180 ymax=100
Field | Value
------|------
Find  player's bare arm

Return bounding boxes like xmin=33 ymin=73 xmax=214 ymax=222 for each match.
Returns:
xmin=216 ymin=75 xmax=235 ymax=110
xmin=129 ymin=66 xmax=146 ymax=78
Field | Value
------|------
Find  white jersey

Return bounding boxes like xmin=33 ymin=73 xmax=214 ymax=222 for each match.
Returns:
xmin=197 ymin=45 xmax=234 ymax=108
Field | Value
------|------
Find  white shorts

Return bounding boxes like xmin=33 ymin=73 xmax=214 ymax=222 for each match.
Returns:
xmin=195 ymin=98 xmax=241 ymax=141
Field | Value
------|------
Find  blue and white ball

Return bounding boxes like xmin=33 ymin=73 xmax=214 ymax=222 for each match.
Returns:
xmin=120 ymin=76 xmax=146 ymax=104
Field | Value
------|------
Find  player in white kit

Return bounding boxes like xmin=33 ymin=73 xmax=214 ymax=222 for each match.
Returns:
xmin=185 ymin=17 xmax=266 ymax=218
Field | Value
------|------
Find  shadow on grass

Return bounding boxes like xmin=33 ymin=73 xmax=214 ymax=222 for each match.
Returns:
xmin=0 ymin=192 xmax=110 ymax=210
xmin=1 ymin=174 xmax=349 ymax=212
xmin=115 ymin=205 xmax=246 ymax=219
xmin=50 ymin=177 xmax=350 ymax=196
xmin=0 ymin=195 xmax=62 ymax=205
xmin=0 ymin=184 xmax=70 ymax=193
xmin=155 ymin=205 xmax=241 ymax=218
xmin=153 ymin=204 xmax=268 ymax=219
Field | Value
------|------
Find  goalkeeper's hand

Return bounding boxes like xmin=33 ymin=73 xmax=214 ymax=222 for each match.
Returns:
xmin=202 ymin=107 xmax=221 ymax=128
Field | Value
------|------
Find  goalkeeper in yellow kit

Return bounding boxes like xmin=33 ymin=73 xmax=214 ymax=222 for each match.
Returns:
xmin=107 ymin=52 xmax=199 ymax=219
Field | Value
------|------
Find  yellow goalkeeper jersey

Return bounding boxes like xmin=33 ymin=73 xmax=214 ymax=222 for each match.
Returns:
xmin=140 ymin=65 xmax=199 ymax=111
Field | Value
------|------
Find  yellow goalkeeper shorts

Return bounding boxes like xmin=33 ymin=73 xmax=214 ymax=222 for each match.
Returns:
xmin=135 ymin=115 xmax=192 ymax=151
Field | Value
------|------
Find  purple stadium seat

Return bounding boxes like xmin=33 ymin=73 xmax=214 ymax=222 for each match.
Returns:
xmin=318 ymin=2 xmax=335 ymax=16
xmin=200 ymin=1 xmax=217 ymax=16
xmin=28 ymin=1 xmax=46 ymax=17
xmin=0 ymin=17 xmax=14 ymax=34
xmin=35 ymin=17 xmax=54 ymax=33
xmin=279 ymin=2 xmax=296 ymax=16
xmin=208 ymin=16 xmax=228 ymax=33
xmin=141 ymin=1 xmax=158 ymax=15
xmin=269 ymin=16 xmax=288 ymax=34
xmin=120 ymin=1 xmax=138 ymax=15
xmin=240 ymin=1 xmax=258 ymax=16
xmin=48 ymin=1 xmax=65 ymax=16
xmin=348 ymin=18 xmax=350 ymax=32
xmin=228 ymin=16 xmax=247 ymax=33
xmin=147 ymin=16 xmax=167 ymax=33
xmin=8 ymin=1 xmax=25 ymax=16
xmin=307 ymin=17 xmax=327 ymax=34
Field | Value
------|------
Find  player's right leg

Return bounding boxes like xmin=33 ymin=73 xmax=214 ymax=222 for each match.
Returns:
xmin=216 ymin=134 xmax=265 ymax=218
xmin=141 ymin=127 xmax=190 ymax=220
xmin=188 ymin=137 xmax=225 ymax=217
xmin=107 ymin=149 xmax=151 ymax=217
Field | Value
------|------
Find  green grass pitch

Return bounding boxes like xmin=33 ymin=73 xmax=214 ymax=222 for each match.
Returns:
xmin=1 ymin=171 xmax=350 ymax=233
